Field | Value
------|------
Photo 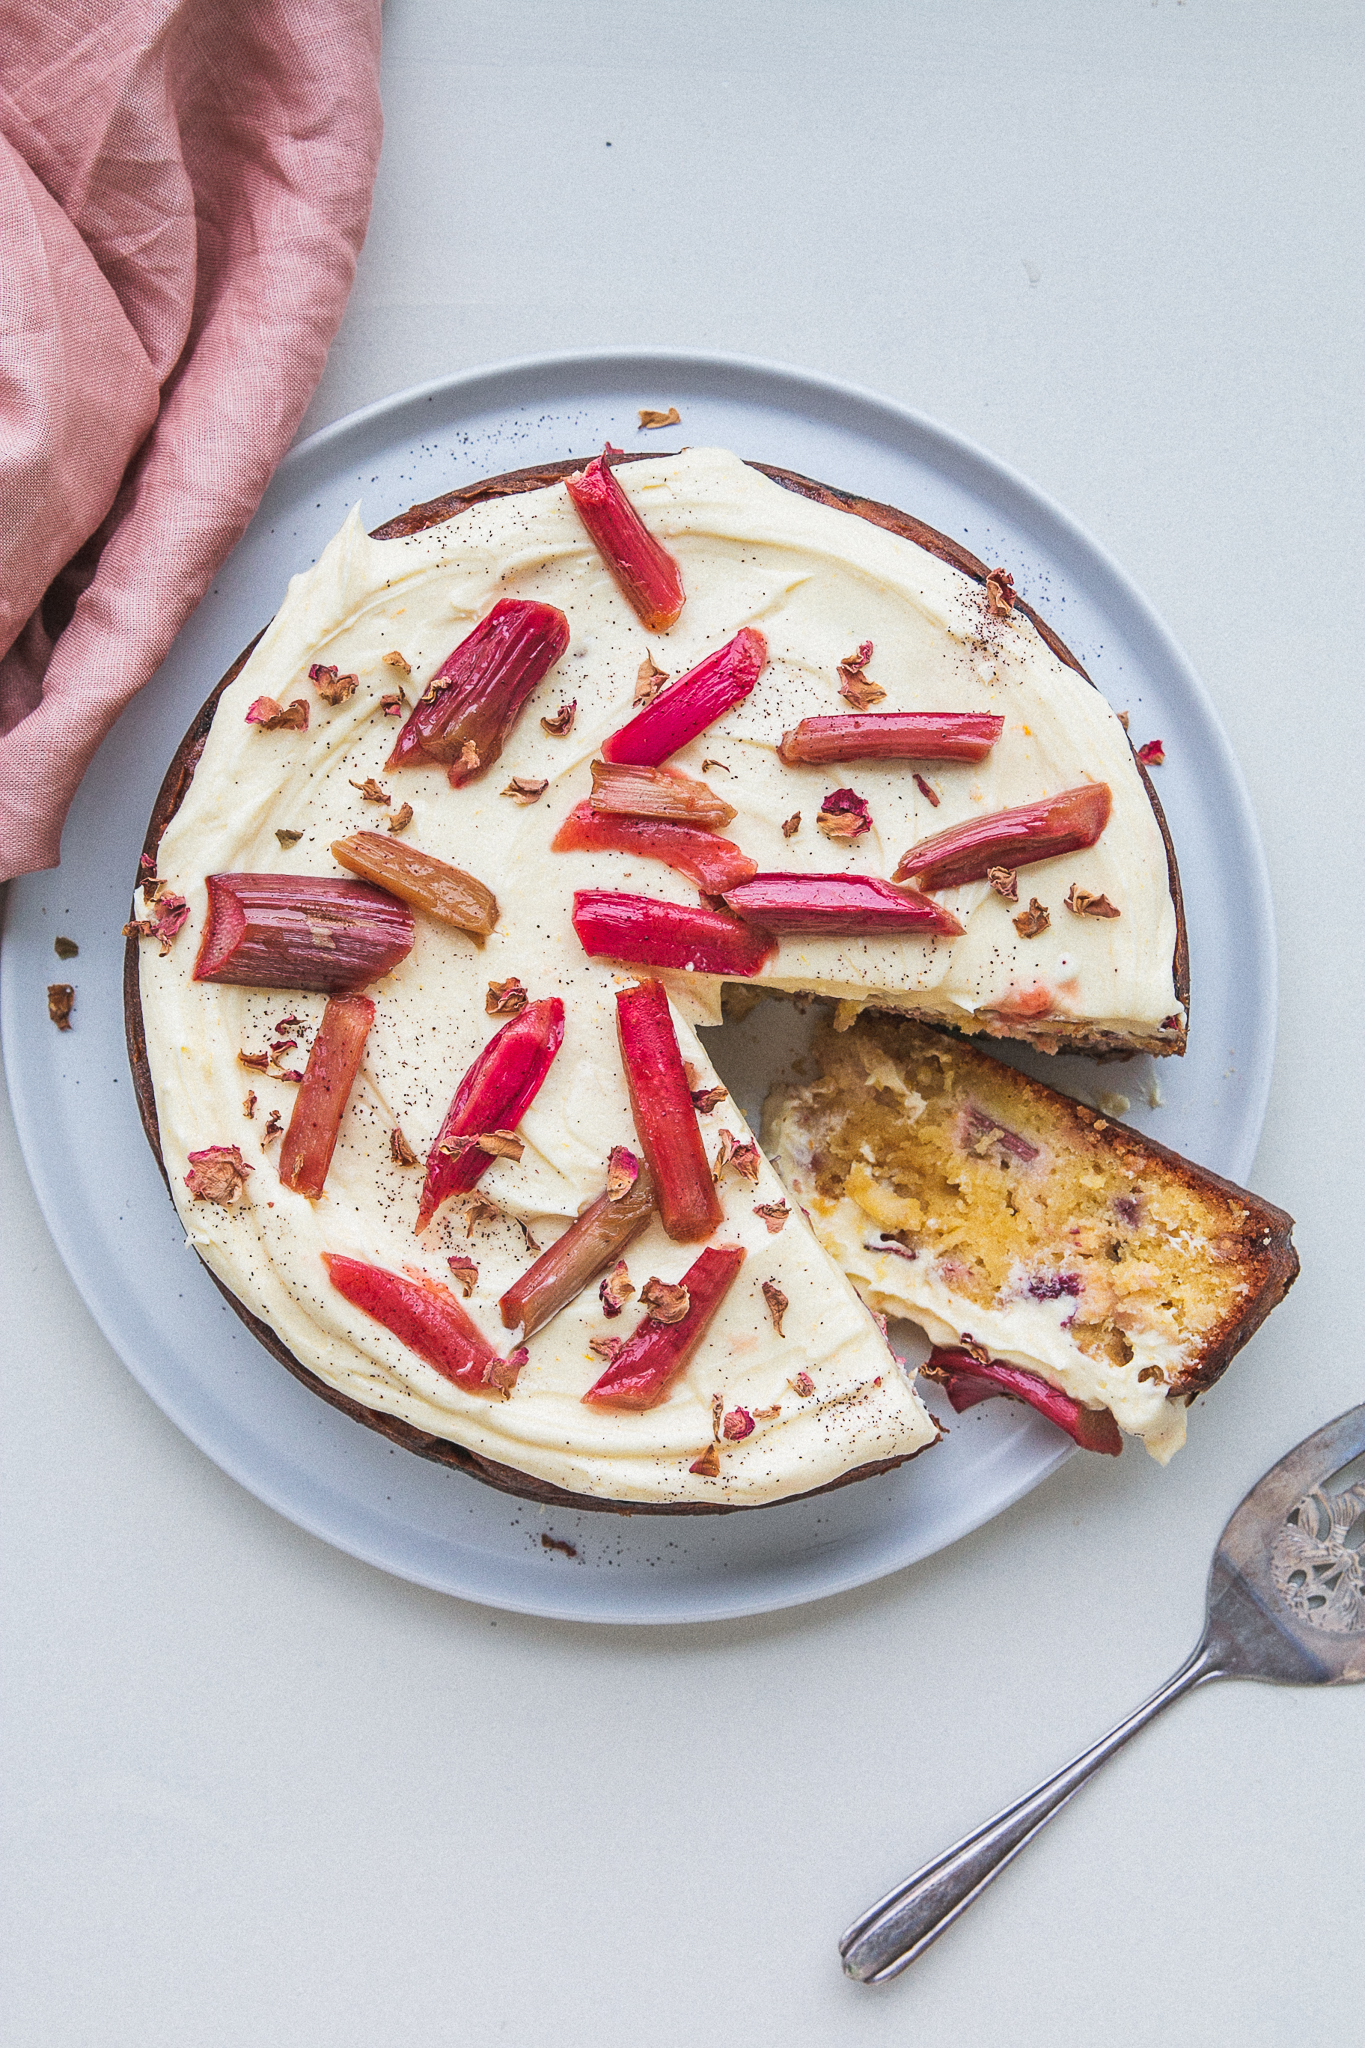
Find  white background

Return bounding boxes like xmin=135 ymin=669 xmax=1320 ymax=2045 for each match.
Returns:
xmin=2 ymin=3 xmax=1362 ymax=2042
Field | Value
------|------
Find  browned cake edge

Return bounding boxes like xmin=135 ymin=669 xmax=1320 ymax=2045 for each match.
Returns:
xmin=124 ymin=448 xmax=1196 ymax=1509
xmin=803 ymin=1016 xmax=1298 ymax=1408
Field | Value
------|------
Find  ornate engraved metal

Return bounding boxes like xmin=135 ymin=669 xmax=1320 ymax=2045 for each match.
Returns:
xmin=1271 ymin=1481 xmax=1365 ymax=1634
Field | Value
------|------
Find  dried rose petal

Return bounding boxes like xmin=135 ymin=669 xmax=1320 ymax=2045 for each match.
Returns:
xmin=566 ymin=447 xmax=686 ymax=631
xmin=446 ymin=1256 xmax=479 ymax=1297
xmin=246 ymin=695 xmax=309 ymax=731
xmin=606 ymin=1147 xmax=639 ymax=1201
xmin=1137 ymin=739 xmax=1165 ymax=766
xmin=635 ymin=655 xmax=669 ymax=705
xmin=310 ymin=664 xmax=358 ymax=706
xmin=590 ymin=1335 xmax=623 ymax=1362
xmin=690 ymin=1442 xmax=722 ymax=1477
xmin=754 ymin=1200 xmax=789 ymax=1233
xmin=1014 ymin=898 xmax=1050 ymax=937
xmin=276 ymin=828 xmax=303 ymax=847
xmin=985 ymin=568 xmax=1016 ymax=619
xmin=640 ymin=1276 xmax=691 ymax=1324
xmin=913 ymin=774 xmax=940 ymax=808
xmin=152 ymin=892 xmax=189 ymax=954
xmin=502 ymin=776 xmax=549 ymax=805
xmin=238 ymin=1049 xmax=269 ymax=1072
xmin=722 ymin=1406 xmax=755 ymax=1441
xmin=350 ymin=777 xmax=389 ymax=804
xmin=713 ymin=1130 xmax=761 ymax=1182
xmin=789 ymin=1371 xmax=815 ymax=1397
xmin=386 ymin=803 xmax=414 ymax=834
xmin=690 ymin=1084 xmax=727 ymax=1114
xmin=185 ymin=1144 xmax=253 ymax=1205
xmin=816 ymin=787 xmax=873 ymax=841
xmin=753 ymin=1404 xmax=781 ymax=1421
xmin=448 ymin=1191 xmax=504 ymax=1236
xmin=781 ymin=812 xmax=800 ymax=839
xmin=439 ymin=1128 xmax=526 ymax=1163
xmin=263 ymin=1109 xmax=283 ymax=1141
xmin=383 ymin=650 xmax=411 ymax=676
xmin=1065 ymin=884 xmax=1121 ymax=919
xmin=987 ymin=866 xmax=1018 ymax=901
xmin=390 ymin=1128 xmax=419 ymax=1166
xmin=486 ymin=977 xmax=528 ymax=1017
xmin=459 ymin=741 xmax=480 ymax=774
xmin=762 ymin=1280 xmax=788 ymax=1336
xmin=599 ymin=1260 xmax=636 ymax=1318
xmin=638 ymin=406 xmax=681 ymax=429
xmin=540 ymin=700 xmax=577 ymax=737
xmin=381 ymin=691 xmax=407 ymax=717
xmin=710 ymin=1391 xmax=724 ymax=1440
xmin=47 ymin=983 xmax=74 ymax=1029
xmin=837 ymin=641 xmax=885 ymax=709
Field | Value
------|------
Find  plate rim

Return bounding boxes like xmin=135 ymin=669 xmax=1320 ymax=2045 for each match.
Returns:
xmin=2 ymin=346 xmax=1277 ymax=1622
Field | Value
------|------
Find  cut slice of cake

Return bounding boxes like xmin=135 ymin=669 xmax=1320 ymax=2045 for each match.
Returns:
xmin=765 ymin=1015 xmax=1297 ymax=1461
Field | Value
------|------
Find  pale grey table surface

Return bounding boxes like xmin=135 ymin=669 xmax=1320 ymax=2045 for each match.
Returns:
xmin=3 ymin=4 xmax=1361 ymax=2043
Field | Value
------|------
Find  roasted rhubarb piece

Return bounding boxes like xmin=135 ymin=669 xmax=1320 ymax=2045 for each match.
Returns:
xmin=499 ymin=1159 xmax=655 ymax=1336
xmin=552 ymin=802 xmax=757 ymax=893
xmin=278 ymin=995 xmax=375 ymax=1199
xmin=582 ymin=1244 xmax=745 ymax=1408
xmin=894 ymin=783 xmax=1112 ymax=892
xmin=615 ymin=978 xmax=723 ymax=1242
xmin=589 ymin=758 xmax=736 ymax=831
xmin=601 ymin=629 xmax=767 ymax=766
xmin=722 ymin=873 xmax=963 ymax=939
xmin=330 ymin=832 xmax=498 ymax=941
xmin=322 ymin=1253 xmax=518 ymax=1393
xmin=387 ymin=599 xmax=570 ymax=784
xmin=565 ymin=447 xmax=685 ymax=631
xmin=415 ymin=997 xmax=565 ymax=1231
xmin=572 ymin=892 xmax=778 ymax=978
xmin=778 ymin=712 xmax=1004 ymax=767
xmin=194 ymin=874 xmax=415 ymax=993
xmin=924 ymin=1345 xmax=1122 ymax=1455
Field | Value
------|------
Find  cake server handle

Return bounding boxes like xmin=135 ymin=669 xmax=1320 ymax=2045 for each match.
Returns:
xmin=839 ymin=1638 xmax=1222 ymax=1983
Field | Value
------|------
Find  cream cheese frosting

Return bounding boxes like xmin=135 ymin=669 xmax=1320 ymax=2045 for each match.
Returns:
xmin=138 ymin=448 xmax=1181 ymax=1502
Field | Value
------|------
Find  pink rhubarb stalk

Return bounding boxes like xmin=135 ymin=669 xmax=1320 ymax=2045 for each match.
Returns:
xmin=572 ymin=892 xmax=777 ymax=978
xmin=416 ymin=997 xmax=565 ymax=1232
xmin=582 ymin=1244 xmax=745 ymax=1408
xmin=499 ymin=1159 xmax=655 ymax=1337
xmin=925 ymin=1345 xmax=1122 ymax=1455
xmin=894 ymin=783 xmax=1112 ymax=892
xmin=723 ymin=873 xmax=963 ymax=938
xmin=589 ymin=758 xmax=736 ymax=831
xmin=194 ymin=874 xmax=414 ymax=993
xmin=552 ymin=802 xmax=758 ymax=893
xmin=778 ymin=712 xmax=1004 ymax=767
xmin=565 ymin=447 xmax=685 ymax=630
xmin=323 ymin=1254 xmax=517 ymax=1393
xmin=387 ymin=599 xmax=570 ymax=784
xmin=615 ymin=978 xmax=723 ymax=1243
xmin=278 ymin=994 xmax=375 ymax=1199
xmin=602 ymin=628 xmax=767 ymax=766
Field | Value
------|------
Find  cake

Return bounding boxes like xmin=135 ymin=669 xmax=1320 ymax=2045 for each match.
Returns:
xmin=126 ymin=446 xmax=1205 ymax=1509
xmin=766 ymin=1014 xmax=1298 ymax=1461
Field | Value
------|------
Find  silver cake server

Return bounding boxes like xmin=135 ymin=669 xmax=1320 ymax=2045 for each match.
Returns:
xmin=840 ymin=1402 xmax=1365 ymax=1984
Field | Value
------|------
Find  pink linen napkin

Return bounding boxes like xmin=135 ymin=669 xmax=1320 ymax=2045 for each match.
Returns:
xmin=0 ymin=0 xmax=383 ymax=881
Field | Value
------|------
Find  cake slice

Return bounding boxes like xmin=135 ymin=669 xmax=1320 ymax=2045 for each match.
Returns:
xmin=765 ymin=1015 xmax=1297 ymax=1461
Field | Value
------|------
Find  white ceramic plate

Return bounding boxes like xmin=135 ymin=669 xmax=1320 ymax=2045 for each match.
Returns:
xmin=0 ymin=350 xmax=1277 ymax=1623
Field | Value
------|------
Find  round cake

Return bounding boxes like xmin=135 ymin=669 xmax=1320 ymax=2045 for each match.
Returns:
xmin=126 ymin=447 xmax=1190 ymax=1509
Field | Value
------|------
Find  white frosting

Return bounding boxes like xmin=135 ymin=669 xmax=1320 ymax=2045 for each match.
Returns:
xmin=139 ymin=449 xmax=1181 ymax=1500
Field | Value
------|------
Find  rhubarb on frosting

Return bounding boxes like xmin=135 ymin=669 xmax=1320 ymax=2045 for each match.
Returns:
xmin=137 ymin=446 xmax=1184 ymax=1504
